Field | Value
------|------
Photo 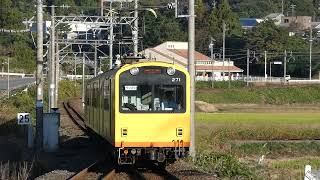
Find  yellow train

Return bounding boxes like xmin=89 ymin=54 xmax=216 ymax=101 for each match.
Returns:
xmin=85 ymin=61 xmax=190 ymax=165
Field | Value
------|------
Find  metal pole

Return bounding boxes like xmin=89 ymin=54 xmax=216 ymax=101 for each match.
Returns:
xmin=270 ymin=62 xmax=272 ymax=82
xmin=246 ymin=49 xmax=249 ymax=86
xmin=222 ymin=21 xmax=226 ymax=81
xmin=101 ymin=0 xmax=104 ymax=16
xmin=49 ymin=5 xmax=56 ymax=111
xmin=7 ymin=58 xmax=9 ymax=98
xmin=210 ymin=37 xmax=214 ymax=88
xmin=284 ymin=50 xmax=287 ymax=84
xmin=94 ymin=42 xmax=97 ymax=76
xmin=228 ymin=58 xmax=231 ymax=88
xmin=109 ymin=3 xmax=113 ymax=70
xmin=55 ymin=43 xmax=60 ymax=107
xmin=310 ymin=26 xmax=313 ymax=80
xmin=36 ymin=0 xmax=44 ymax=151
xmin=133 ymin=0 xmax=139 ymax=57
xmin=82 ymin=53 xmax=85 ymax=107
xmin=188 ymin=0 xmax=196 ymax=160
xmin=282 ymin=0 xmax=284 ymax=14
xmin=264 ymin=51 xmax=267 ymax=82
xmin=74 ymin=54 xmax=77 ymax=86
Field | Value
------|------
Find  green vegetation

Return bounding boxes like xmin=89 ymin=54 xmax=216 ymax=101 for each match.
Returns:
xmin=196 ymin=112 xmax=320 ymax=140
xmin=194 ymin=152 xmax=256 ymax=178
xmin=195 ymin=112 xmax=320 ymax=179
xmin=196 ymin=85 xmax=320 ymax=104
xmin=232 ymin=141 xmax=320 ymax=158
xmin=0 ymin=80 xmax=80 ymax=126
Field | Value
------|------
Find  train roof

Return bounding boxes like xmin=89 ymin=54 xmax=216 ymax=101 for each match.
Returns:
xmin=86 ymin=61 xmax=188 ymax=84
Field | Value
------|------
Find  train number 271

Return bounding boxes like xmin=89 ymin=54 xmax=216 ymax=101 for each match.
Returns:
xmin=172 ymin=78 xmax=181 ymax=82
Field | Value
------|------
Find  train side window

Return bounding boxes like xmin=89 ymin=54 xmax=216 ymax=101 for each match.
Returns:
xmin=104 ymin=79 xmax=110 ymax=110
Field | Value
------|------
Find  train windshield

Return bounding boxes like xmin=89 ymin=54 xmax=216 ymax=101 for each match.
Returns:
xmin=121 ymin=85 xmax=185 ymax=113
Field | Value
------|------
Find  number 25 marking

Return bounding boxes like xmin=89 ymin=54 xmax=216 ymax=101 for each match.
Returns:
xmin=172 ymin=78 xmax=181 ymax=82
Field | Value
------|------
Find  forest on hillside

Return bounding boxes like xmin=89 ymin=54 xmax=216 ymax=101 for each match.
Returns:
xmin=0 ymin=0 xmax=319 ymax=77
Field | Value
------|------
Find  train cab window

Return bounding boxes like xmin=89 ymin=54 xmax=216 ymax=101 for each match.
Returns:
xmin=121 ymin=85 xmax=185 ymax=113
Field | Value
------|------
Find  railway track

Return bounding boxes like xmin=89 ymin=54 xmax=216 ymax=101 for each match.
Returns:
xmin=63 ymin=101 xmax=88 ymax=133
xmin=69 ymin=162 xmax=179 ymax=180
xmin=64 ymin=101 xmax=180 ymax=180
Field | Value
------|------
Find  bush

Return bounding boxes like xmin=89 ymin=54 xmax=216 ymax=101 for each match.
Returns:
xmin=195 ymin=152 xmax=255 ymax=178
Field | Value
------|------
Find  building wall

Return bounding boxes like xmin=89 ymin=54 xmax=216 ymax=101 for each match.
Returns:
xmin=281 ymin=16 xmax=312 ymax=31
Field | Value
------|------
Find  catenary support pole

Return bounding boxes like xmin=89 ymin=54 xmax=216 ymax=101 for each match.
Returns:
xmin=49 ymin=5 xmax=56 ymax=111
xmin=94 ymin=42 xmax=97 ymax=76
xmin=55 ymin=42 xmax=59 ymax=107
xmin=246 ymin=49 xmax=249 ymax=86
xmin=188 ymin=0 xmax=196 ymax=160
xmin=310 ymin=26 xmax=313 ymax=80
xmin=82 ymin=53 xmax=85 ymax=108
xmin=36 ymin=0 xmax=44 ymax=151
xmin=109 ymin=2 xmax=113 ymax=70
xmin=7 ymin=58 xmax=9 ymax=98
xmin=134 ymin=0 xmax=139 ymax=57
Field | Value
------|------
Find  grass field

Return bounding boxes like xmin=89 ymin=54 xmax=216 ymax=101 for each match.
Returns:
xmin=194 ymin=112 xmax=320 ymax=179
xmin=196 ymin=112 xmax=320 ymax=141
xmin=196 ymin=85 xmax=320 ymax=104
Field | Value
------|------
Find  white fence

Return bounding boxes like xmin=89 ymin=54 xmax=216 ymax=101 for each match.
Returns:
xmin=62 ymin=75 xmax=94 ymax=80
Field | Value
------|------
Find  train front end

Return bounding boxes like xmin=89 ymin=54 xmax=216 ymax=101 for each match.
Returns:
xmin=114 ymin=62 xmax=190 ymax=165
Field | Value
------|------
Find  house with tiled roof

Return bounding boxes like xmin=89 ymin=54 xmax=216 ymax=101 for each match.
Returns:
xmin=141 ymin=41 xmax=244 ymax=81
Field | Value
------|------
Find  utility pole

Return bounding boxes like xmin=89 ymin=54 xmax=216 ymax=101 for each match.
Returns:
xmin=284 ymin=50 xmax=287 ymax=84
xmin=270 ymin=62 xmax=272 ymax=82
xmin=246 ymin=49 xmax=249 ymax=87
xmin=133 ymin=0 xmax=139 ymax=57
xmin=227 ymin=57 xmax=231 ymax=88
xmin=109 ymin=2 xmax=114 ymax=70
xmin=222 ymin=21 xmax=226 ymax=81
xmin=188 ymin=0 xmax=196 ymax=160
xmin=282 ymin=0 xmax=284 ymax=14
xmin=209 ymin=37 xmax=215 ymax=88
xmin=310 ymin=26 xmax=313 ymax=80
xmin=264 ymin=51 xmax=267 ymax=81
xmin=7 ymin=58 xmax=9 ymax=98
xmin=283 ymin=50 xmax=287 ymax=83
xmin=49 ymin=5 xmax=56 ymax=111
xmin=290 ymin=4 xmax=296 ymax=16
xmin=36 ymin=0 xmax=44 ymax=151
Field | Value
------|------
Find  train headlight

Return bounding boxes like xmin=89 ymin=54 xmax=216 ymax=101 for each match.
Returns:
xmin=130 ymin=67 xmax=139 ymax=75
xmin=131 ymin=149 xmax=137 ymax=155
xmin=167 ymin=67 xmax=176 ymax=76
